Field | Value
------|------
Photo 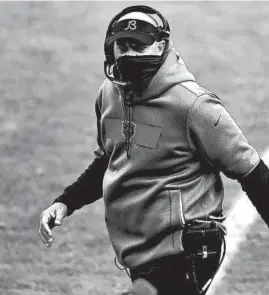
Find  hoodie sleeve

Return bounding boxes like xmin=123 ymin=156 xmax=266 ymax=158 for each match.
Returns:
xmin=187 ymin=93 xmax=260 ymax=179
xmin=52 ymin=86 xmax=109 ymax=216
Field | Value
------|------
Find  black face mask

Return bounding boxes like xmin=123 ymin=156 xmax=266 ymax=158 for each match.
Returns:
xmin=116 ymin=55 xmax=164 ymax=91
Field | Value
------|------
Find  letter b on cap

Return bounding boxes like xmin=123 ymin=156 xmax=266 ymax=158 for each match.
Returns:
xmin=124 ymin=20 xmax=137 ymax=31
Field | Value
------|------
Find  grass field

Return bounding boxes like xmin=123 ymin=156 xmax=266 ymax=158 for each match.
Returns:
xmin=1 ymin=2 xmax=269 ymax=294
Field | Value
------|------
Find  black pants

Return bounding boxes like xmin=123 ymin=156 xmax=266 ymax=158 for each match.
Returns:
xmin=129 ymin=249 xmax=221 ymax=295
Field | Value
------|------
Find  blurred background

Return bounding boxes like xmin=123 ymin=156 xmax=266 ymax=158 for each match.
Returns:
xmin=1 ymin=1 xmax=269 ymax=294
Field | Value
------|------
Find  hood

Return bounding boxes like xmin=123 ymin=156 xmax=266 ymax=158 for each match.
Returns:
xmin=131 ymin=47 xmax=196 ymax=102
xmin=103 ymin=46 xmax=196 ymax=157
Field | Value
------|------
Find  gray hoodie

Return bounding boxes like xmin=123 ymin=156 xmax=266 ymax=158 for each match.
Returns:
xmin=91 ymin=48 xmax=260 ymax=269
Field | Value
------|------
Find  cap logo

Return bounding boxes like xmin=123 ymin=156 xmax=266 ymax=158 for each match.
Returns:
xmin=124 ymin=20 xmax=137 ymax=31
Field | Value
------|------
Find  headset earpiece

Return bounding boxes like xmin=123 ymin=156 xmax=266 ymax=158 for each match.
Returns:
xmin=158 ymin=30 xmax=171 ymax=41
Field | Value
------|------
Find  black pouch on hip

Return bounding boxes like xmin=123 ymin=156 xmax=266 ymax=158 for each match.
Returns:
xmin=182 ymin=217 xmax=227 ymax=295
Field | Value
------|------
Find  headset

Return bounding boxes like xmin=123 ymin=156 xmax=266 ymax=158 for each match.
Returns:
xmin=104 ymin=5 xmax=171 ymax=85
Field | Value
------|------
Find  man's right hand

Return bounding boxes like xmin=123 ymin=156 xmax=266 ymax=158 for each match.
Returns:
xmin=39 ymin=202 xmax=68 ymax=248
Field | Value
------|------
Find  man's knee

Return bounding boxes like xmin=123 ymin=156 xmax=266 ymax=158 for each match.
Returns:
xmin=132 ymin=278 xmax=158 ymax=295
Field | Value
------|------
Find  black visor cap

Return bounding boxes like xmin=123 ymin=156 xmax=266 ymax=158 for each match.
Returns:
xmin=109 ymin=19 xmax=158 ymax=46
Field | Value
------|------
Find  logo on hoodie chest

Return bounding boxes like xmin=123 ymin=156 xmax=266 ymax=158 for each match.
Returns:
xmin=121 ymin=120 xmax=136 ymax=140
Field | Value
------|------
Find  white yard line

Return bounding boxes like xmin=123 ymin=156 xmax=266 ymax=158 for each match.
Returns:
xmin=207 ymin=147 xmax=269 ymax=295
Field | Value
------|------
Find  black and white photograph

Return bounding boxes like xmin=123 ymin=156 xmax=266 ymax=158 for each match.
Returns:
xmin=1 ymin=1 xmax=269 ymax=294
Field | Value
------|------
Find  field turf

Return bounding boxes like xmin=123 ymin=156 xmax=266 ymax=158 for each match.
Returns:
xmin=1 ymin=2 xmax=269 ymax=294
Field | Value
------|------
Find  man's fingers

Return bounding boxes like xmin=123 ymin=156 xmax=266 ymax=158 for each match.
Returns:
xmin=39 ymin=227 xmax=47 ymax=245
xmin=39 ymin=227 xmax=53 ymax=247
xmin=38 ymin=204 xmax=67 ymax=247
xmin=39 ymin=222 xmax=51 ymax=241
xmin=39 ymin=214 xmax=52 ymax=239
xmin=54 ymin=218 xmax=62 ymax=226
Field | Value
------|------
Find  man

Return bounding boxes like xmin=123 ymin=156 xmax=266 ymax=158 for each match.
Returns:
xmin=39 ymin=5 xmax=269 ymax=295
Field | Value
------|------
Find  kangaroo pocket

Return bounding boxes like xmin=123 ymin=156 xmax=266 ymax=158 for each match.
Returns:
xmin=105 ymin=190 xmax=170 ymax=239
xmin=105 ymin=189 xmax=186 ymax=257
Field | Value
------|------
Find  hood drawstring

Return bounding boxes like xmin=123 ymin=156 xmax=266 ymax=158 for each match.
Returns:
xmin=126 ymin=100 xmax=131 ymax=158
xmin=120 ymin=88 xmax=135 ymax=158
